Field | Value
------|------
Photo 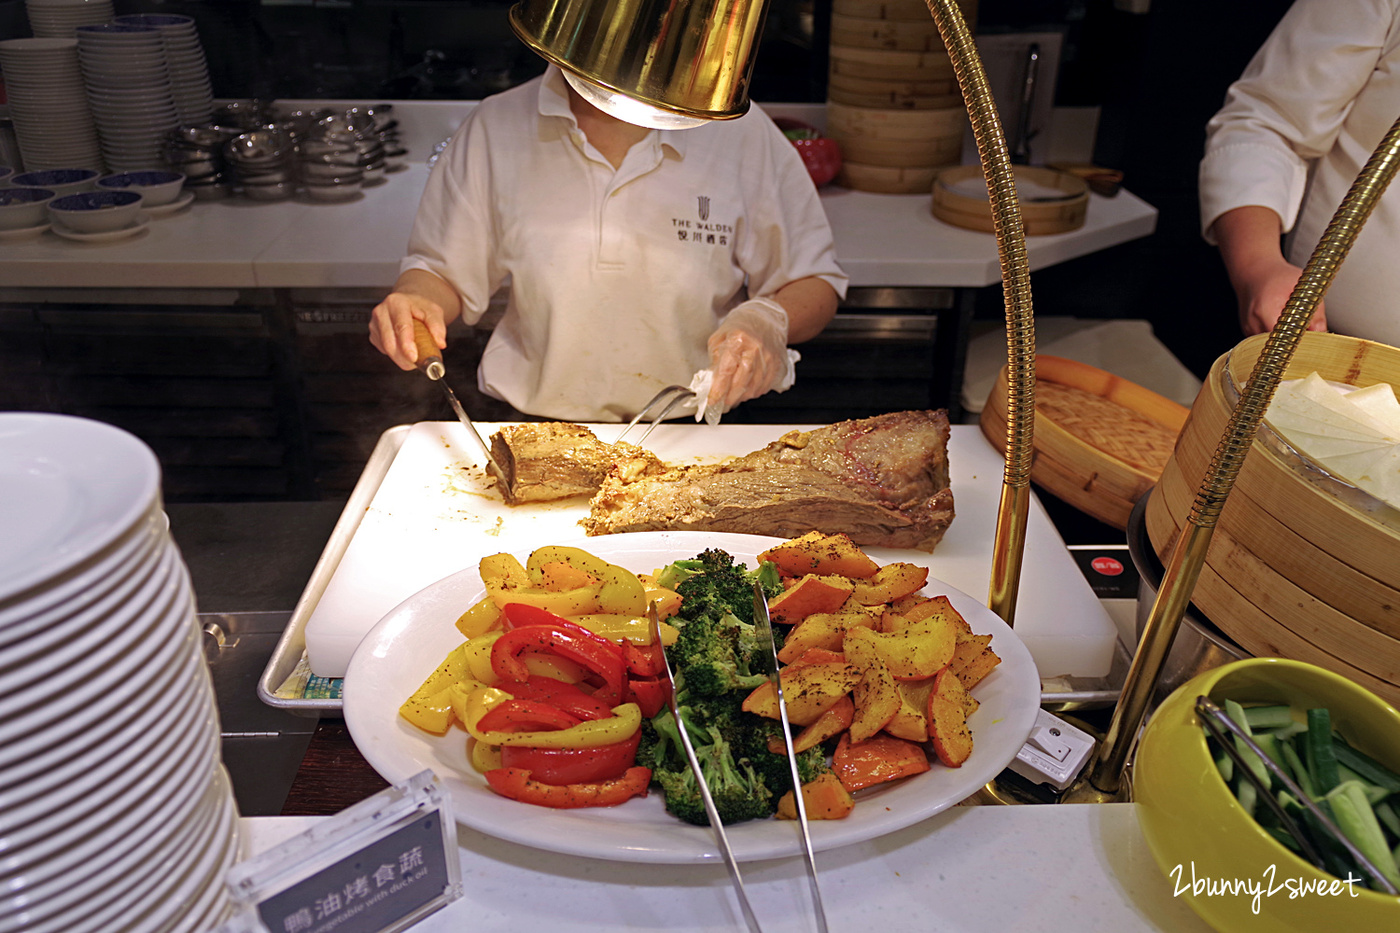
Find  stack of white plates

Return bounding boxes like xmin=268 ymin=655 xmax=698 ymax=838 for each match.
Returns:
xmin=75 ymin=23 xmax=180 ymax=172
xmin=23 ymin=0 xmax=114 ymax=39
xmin=112 ymin=13 xmax=214 ymax=126
xmin=0 ymin=37 xmax=104 ymax=172
xmin=0 ymin=413 xmax=238 ymax=933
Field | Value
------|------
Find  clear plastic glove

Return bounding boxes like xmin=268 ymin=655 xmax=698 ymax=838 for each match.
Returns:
xmin=694 ymin=297 xmax=800 ymax=424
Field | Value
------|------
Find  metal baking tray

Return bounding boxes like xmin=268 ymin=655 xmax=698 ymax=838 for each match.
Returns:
xmin=257 ymin=423 xmax=411 ymax=716
xmin=256 ymin=423 xmax=1132 ymax=716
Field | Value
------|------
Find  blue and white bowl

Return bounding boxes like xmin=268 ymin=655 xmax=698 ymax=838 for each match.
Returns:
xmin=48 ymin=189 xmax=144 ymax=234
xmin=12 ymin=168 xmax=100 ymax=198
xmin=0 ymin=187 xmax=57 ymax=230
xmin=97 ymin=171 xmax=186 ymax=207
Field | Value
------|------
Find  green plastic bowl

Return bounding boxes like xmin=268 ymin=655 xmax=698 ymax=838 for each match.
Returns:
xmin=1135 ymin=657 xmax=1400 ymax=932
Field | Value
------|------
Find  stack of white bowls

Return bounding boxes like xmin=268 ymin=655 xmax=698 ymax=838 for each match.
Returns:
xmin=0 ymin=413 xmax=238 ymax=933
xmin=112 ymin=13 xmax=214 ymax=126
xmin=0 ymin=37 xmax=104 ymax=172
xmin=23 ymin=0 xmax=114 ymax=39
xmin=75 ymin=23 xmax=180 ymax=172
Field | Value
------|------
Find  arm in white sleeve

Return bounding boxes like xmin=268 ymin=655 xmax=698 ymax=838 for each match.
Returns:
xmin=1199 ymin=0 xmax=1394 ymax=241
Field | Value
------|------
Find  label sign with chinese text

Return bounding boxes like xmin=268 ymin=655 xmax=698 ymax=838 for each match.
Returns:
xmin=256 ymin=810 xmax=449 ymax=933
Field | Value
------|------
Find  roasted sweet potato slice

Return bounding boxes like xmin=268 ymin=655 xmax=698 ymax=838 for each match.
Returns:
xmin=759 ymin=531 xmax=881 ymax=579
xmin=849 ymin=562 xmax=930 ymax=606
xmin=767 ymin=574 xmax=857 ymax=625
xmin=776 ymin=771 xmax=856 ymax=820
xmin=933 ymin=665 xmax=979 ymax=718
xmin=844 ymin=628 xmax=901 ymax=742
xmin=832 ymin=732 xmax=931 ymax=791
xmin=767 ymin=694 xmax=855 ymax=754
xmin=885 ymin=678 xmax=933 ymax=742
xmin=777 ymin=608 xmax=878 ymax=663
xmin=927 ymin=689 xmax=974 ymax=768
xmin=859 ymin=619 xmax=956 ymax=681
xmin=956 ymin=646 xmax=1001 ymax=689
xmin=742 ymin=661 xmax=860 ymax=725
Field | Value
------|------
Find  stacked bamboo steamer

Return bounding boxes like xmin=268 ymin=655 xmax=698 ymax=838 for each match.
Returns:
xmin=827 ymin=0 xmax=977 ymax=194
xmin=1145 ymin=332 xmax=1400 ymax=707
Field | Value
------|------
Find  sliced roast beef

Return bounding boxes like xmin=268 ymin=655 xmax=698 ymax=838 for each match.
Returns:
xmin=490 ymin=422 xmax=663 ymax=505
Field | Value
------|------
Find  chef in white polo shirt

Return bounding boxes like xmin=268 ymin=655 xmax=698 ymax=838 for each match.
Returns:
xmin=370 ymin=64 xmax=848 ymax=423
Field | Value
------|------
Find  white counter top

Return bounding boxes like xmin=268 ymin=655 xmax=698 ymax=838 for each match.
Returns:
xmin=238 ymin=803 xmax=1213 ymax=933
xmin=0 ymin=99 xmax=1157 ymax=293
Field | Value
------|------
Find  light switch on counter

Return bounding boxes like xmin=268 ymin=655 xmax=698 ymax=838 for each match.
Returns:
xmin=1009 ymin=708 xmax=1097 ymax=793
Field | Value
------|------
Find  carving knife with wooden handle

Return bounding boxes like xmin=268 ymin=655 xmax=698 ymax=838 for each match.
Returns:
xmin=411 ymin=320 xmax=506 ymax=485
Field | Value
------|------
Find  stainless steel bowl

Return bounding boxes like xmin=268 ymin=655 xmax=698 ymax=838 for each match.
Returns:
xmin=1126 ymin=490 xmax=1251 ymax=708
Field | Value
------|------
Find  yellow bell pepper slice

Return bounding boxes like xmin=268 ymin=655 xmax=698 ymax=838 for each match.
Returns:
xmin=399 ymin=684 xmax=458 ymax=735
xmin=469 ymin=739 xmax=503 ymax=774
xmin=455 ymin=596 xmax=504 ymax=639
xmin=570 ymin=614 xmax=680 ymax=646
xmin=455 ymin=685 xmax=642 ymax=747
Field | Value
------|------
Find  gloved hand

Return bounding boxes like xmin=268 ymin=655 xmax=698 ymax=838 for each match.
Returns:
xmin=695 ymin=297 xmax=800 ymax=424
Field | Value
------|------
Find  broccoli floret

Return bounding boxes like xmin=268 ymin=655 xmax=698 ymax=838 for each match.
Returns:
xmin=672 ymin=548 xmax=781 ymax=626
xmin=665 ymin=549 xmax=785 ymax=698
xmin=740 ymin=719 xmax=833 ymax=796
xmin=646 ymin=548 xmax=799 ymax=826
xmin=652 ymin=723 xmax=775 ymax=826
xmin=672 ymin=610 xmax=770 ymax=697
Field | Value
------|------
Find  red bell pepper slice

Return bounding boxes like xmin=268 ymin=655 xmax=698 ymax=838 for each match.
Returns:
xmin=494 ymin=675 xmax=613 ymax=721
xmin=492 ymin=608 xmax=626 ymax=704
xmin=484 ymin=766 xmax=652 ymax=808
xmin=625 ymin=676 xmax=671 ymax=719
xmin=475 ymin=698 xmax=583 ymax=734
xmin=500 ymin=604 xmax=624 ymax=650
xmin=498 ymin=730 xmax=642 ymax=786
xmin=623 ymin=640 xmax=666 ymax=678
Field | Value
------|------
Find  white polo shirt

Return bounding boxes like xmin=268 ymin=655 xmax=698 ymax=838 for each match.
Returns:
xmin=401 ymin=65 xmax=849 ymax=421
xmin=1199 ymin=0 xmax=1400 ymax=346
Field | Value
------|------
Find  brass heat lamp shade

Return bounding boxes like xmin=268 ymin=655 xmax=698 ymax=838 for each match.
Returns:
xmin=509 ymin=0 xmax=772 ymax=122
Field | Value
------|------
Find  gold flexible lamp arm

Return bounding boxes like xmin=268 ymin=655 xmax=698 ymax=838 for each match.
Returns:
xmin=1073 ymin=113 xmax=1400 ymax=800
xmin=926 ymin=0 xmax=1036 ymax=624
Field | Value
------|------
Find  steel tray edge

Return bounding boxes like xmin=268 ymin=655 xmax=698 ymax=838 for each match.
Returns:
xmin=256 ymin=424 xmax=413 ymax=716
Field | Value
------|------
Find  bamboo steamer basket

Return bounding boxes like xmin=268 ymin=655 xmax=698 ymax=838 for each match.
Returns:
xmin=828 ymin=45 xmax=955 ymax=82
xmin=1144 ymin=332 xmax=1400 ymax=706
xmin=932 ymin=164 xmax=1088 ymax=234
xmin=827 ymin=0 xmax=974 ymax=193
xmin=826 ymin=71 xmax=961 ymax=110
xmin=832 ymin=162 xmax=941 ymax=194
xmin=831 ymin=12 xmax=947 ymax=52
xmin=827 ymin=101 xmax=965 ymax=184
xmin=980 ymin=354 xmax=1189 ymax=530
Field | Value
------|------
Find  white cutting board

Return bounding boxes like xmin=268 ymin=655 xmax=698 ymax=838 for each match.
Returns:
xmin=303 ymin=421 xmax=1119 ymax=681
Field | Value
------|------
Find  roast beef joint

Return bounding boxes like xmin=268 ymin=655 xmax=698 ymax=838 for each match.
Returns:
xmin=488 ymin=411 xmax=956 ymax=552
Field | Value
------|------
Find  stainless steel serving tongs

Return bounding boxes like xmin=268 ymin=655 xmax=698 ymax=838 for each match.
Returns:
xmin=646 ymin=594 xmax=829 ymax=933
xmin=648 ymin=603 xmax=762 ymax=932
xmin=752 ymin=581 xmax=830 ymax=933
xmin=1195 ymin=696 xmax=1400 ymax=895
xmin=616 ymin=385 xmax=695 ymax=446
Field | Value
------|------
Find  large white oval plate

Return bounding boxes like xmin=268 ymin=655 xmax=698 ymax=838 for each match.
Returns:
xmin=343 ymin=531 xmax=1041 ymax=864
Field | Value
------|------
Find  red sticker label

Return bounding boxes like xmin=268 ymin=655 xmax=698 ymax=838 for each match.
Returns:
xmin=1091 ymin=556 xmax=1124 ymax=576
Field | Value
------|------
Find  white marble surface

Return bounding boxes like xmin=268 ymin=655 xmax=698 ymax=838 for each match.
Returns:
xmin=0 ymin=101 xmax=1157 ymax=292
xmin=237 ymin=803 xmax=1214 ymax=933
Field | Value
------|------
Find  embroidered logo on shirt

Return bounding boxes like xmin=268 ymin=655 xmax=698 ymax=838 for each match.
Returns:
xmin=672 ymin=196 xmax=731 ymax=246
